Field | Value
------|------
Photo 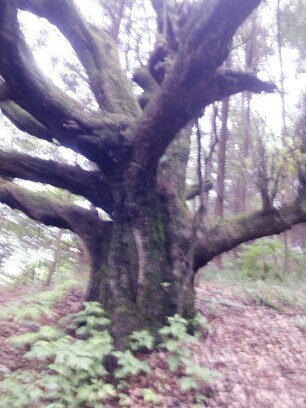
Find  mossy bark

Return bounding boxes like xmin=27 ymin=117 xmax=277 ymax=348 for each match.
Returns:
xmin=85 ymin=178 xmax=195 ymax=346
xmin=0 ymin=0 xmax=288 ymax=349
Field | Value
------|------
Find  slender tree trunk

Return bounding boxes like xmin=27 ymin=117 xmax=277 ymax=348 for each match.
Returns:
xmin=214 ymin=97 xmax=229 ymax=267
xmin=240 ymin=91 xmax=252 ymax=212
xmin=215 ymin=98 xmax=229 ymax=217
xmin=45 ymin=229 xmax=63 ymax=287
xmin=276 ymin=0 xmax=290 ymax=275
xmin=203 ymin=105 xmax=218 ymax=216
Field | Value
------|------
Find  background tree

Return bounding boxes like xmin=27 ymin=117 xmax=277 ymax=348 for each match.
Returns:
xmin=0 ymin=0 xmax=305 ymax=343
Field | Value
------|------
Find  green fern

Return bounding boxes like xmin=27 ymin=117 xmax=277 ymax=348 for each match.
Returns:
xmin=0 ymin=299 xmax=219 ymax=407
xmin=113 ymin=349 xmax=151 ymax=378
xmin=159 ymin=314 xmax=222 ymax=393
xmin=129 ymin=329 xmax=154 ymax=351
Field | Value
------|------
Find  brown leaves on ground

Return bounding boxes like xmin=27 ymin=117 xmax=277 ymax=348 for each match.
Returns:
xmin=194 ymin=282 xmax=306 ymax=407
xmin=0 ymin=281 xmax=305 ymax=407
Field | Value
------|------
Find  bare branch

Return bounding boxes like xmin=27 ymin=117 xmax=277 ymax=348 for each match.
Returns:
xmin=130 ymin=0 xmax=275 ymax=172
xmin=186 ymin=182 xmax=213 ymax=201
xmin=192 ymin=200 xmax=306 ymax=271
xmin=0 ymin=179 xmax=107 ymax=240
xmin=0 ymin=101 xmax=53 ymax=142
xmin=216 ymin=69 xmax=277 ymax=97
xmin=0 ymin=150 xmax=113 ymax=212
xmin=0 ymin=100 xmax=133 ymax=172
xmin=17 ymin=0 xmax=140 ymax=117
xmin=0 ymin=1 xmax=100 ymax=134
xmin=0 ymin=78 xmax=10 ymax=101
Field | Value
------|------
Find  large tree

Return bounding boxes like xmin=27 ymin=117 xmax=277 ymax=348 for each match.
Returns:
xmin=0 ymin=0 xmax=305 ymax=342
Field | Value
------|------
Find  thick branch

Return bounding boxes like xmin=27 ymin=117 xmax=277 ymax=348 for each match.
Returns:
xmin=17 ymin=0 xmax=140 ymax=117
xmin=0 ymin=180 xmax=107 ymax=241
xmin=0 ymin=0 xmax=136 ymax=167
xmin=0 ymin=101 xmax=53 ymax=142
xmin=216 ymin=69 xmax=277 ymax=97
xmin=130 ymin=0 xmax=274 ymax=171
xmin=0 ymin=78 xmax=10 ymax=101
xmin=186 ymin=181 xmax=213 ymax=201
xmin=0 ymin=150 xmax=113 ymax=213
xmin=192 ymin=201 xmax=306 ymax=271
xmin=0 ymin=1 xmax=99 ymax=133
xmin=149 ymin=0 xmax=178 ymax=56
xmin=0 ymin=100 xmax=132 ymax=172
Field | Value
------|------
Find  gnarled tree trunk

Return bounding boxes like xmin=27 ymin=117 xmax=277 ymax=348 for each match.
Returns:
xmin=1 ymin=0 xmax=305 ymax=345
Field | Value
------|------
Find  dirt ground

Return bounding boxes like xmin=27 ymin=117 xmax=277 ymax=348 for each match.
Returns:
xmin=0 ymin=282 xmax=305 ymax=407
xmin=193 ymin=282 xmax=306 ymax=408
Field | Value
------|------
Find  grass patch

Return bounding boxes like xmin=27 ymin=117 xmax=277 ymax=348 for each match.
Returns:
xmin=200 ymin=256 xmax=306 ymax=311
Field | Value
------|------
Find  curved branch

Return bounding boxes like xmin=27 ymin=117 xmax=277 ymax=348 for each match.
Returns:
xmin=192 ymin=201 xmax=306 ymax=271
xmin=216 ymin=69 xmax=277 ymax=97
xmin=130 ymin=0 xmax=274 ymax=171
xmin=186 ymin=181 xmax=213 ymax=201
xmin=0 ymin=0 xmax=135 ymax=165
xmin=0 ymin=180 xmax=108 ymax=241
xmin=0 ymin=100 xmax=133 ymax=172
xmin=0 ymin=78 xmax=10 ymax=101
xmin=17 ymin=0 xmax=140 ymax=117
xmin=0 ymin=101 xmax=53 ymax=142
xmin=0 ymin=150 xmax=113 ymax=213
xmin=0 ymin=0 xmax=136 ymax=170
xmin=0 ymin=0 xmax=104 ymax=134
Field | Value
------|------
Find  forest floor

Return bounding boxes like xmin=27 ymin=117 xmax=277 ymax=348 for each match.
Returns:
xmin=0 ymin=278 xmax=305 ymax=408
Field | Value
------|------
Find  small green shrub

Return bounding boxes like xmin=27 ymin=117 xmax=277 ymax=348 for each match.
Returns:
xmin=0 ymin=284 xmax=70 ymax=322
xmin=239 ymin=238 xmax=284 ymax=280
xmin=159 ymin=314 xmax=221 ymax=392
xmin=0 ymin=302 xmax=116 ymax=408
xmin=129 ymin=329 xmax=155 ymax=351
xmin=0 ymin=303 xmax=217 ymax=408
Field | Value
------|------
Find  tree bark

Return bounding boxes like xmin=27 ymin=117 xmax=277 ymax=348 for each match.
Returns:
xmin=214 ymin=97 xmax=229 ymax=267
xmin=45 ymin=229 xmax=63 ymax=287
xmin=0 ymin=0 xmax=287 ymax=344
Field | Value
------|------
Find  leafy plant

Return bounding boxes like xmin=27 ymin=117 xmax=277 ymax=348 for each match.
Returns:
xmin=0 ymin=302 xmax=115 ymax=408
xmin=142 ymin=388 xmax=161 ymax=405
xmin=239 ymin=238 xmax=284 ymax=280
xmin=159 ymin=314 xmax=222 ymax=393
xmin=0 ymin=302 xmax=218 ymax=407
xmin=129 ymin=329 xmax=155 ymax=351
xmin=112 ymin=349 xmax=151 ymax=378
xmin=0 ymin=284 xmax=69 ymax=322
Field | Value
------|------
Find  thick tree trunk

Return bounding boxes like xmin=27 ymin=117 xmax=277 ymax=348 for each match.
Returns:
xmin=85 ymin=173 xmax=194 ymax=346
xmin=0 ymin=0 xmax=285 ymax=349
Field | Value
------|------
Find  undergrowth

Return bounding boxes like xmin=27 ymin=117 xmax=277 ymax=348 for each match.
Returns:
xmin=201 ymin=242 xmax=306 ymax=311
xmin=0 ymin=287 xmax=219 ymax=408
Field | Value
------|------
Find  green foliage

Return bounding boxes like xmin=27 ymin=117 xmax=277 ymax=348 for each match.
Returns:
xmin=142 ymin=388 xmax=161 ymax=405
xmin=159 ymin=314 xmax=222 ymax=393
xmin=239 ymin=238 xmax=284 ymax=280
xmin=10 ymin=326 xmax=63 ymax=347
xmin=0 ymin=301 xmax=116 ymax=408
xmin=226 ymin=237 xmax=306 ymax=283
xmin=0 ymin=370 xmax=44 ymax=408
xmin=202 ymin=245 xmax=306 ymax=311
xmin=0 ymin=302 xmax=218 ymax=407
xmin=61 ymin=301 xmax=112 ymax=334
xmin=0 ymin=206 xmax=79 ymax=287
xmin=113 ymin=349 xmax=151 ymax=378
xmin=283 ymin=1 xmax=306 ymax=66
xmin=0 ymin=284 xmax=69 ymax=322
xmin=189 ymin=311 xmax=212 ymax=332
xmin=129 ymin=329 xmax=155 ymax=351
xmin=294 ymin=315 xmax=306 ymax=330
xmin=180 ymin=376 xmax=198 ymax=391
